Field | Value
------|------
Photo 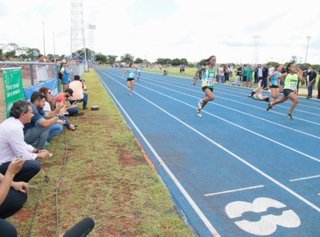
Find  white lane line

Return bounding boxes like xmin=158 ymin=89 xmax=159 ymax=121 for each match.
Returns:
xmin=96 ymin=72 xmax=221 ymax=237
xmin=100 ymin=71 xmax=320 ymax=214
xmin=138 ymin=75 xmax=320 ymax=125
xmin=116 ymin=72 xmax=320 ymax=140
xmin=290 ymin=175 xmax=320 ymax=182
xmin=205 ymin=185 xmax=264 ymax=197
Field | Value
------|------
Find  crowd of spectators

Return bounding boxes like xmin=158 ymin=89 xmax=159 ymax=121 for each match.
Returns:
xmin=0 ymin=55 xmax=91 ymax=236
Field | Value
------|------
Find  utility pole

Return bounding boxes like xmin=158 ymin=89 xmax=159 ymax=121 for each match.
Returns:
xmin=53 ymin=32 xmax=56 ymax=62
xmin=305 ymin=36 xmax=311 ymax=63
xmin=42 ymin=22 xmax=46 ymax=57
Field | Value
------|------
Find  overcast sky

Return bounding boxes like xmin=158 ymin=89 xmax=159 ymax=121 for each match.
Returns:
xmin=1 ymin=0 xmax=319 ymax=64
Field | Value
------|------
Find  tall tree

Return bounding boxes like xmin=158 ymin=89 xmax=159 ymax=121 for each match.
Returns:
xmin=107 ymin=55 xmax=117 ymax=64
xmin=180 ymin=58 xmax=188 ymax=65
xmin=171 ymin=58 xmax=181 ymax=65
xmin=96 ymin=53 xmax=107 ymax=63
xmin=120 ymin=53 xmax=134 ymax=63
xmin=134 ymin=57 xmax=143 ymax=64
xmin=4 ymin=50 xmax=16 ymax=59
xmin=26 ymin=48 xmax=40 ymax=58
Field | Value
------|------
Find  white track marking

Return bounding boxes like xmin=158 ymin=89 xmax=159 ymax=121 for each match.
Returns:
xmin=290 ymin=175 xmax=320 ymax=182
xmin=205 ymin=185 xmax=264 ymax=197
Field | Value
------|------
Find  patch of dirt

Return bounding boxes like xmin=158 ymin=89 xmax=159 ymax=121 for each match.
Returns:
xmin=118 ymin=151 xmax=147 ymax=167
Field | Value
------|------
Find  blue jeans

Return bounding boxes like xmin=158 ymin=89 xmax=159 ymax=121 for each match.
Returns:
xmin=234 ymin=76 xmax=241 ymax=84
xmin=48 ymin=123 xmax=63 ymax=140
xmin=60 ymin=115 xmax=71 ymax=128
xmin=219 ymin=75 xmax=225 ymax=83
xmin=67 ymin=107 xmax=79 ymax=116
xmin=307 ymin=81 xmax=315 ymax=97
xmin=263 ymin=77 xmax=268 ymax=88
xmin=24 ymin=126 xmax=50 ymax=150
xmin=0 ymin=160 xmax=41 ymax=182
xmin=69 ymin=93 xmax=88 ymax=108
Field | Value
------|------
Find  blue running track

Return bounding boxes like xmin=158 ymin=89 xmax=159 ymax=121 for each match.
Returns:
xmin=96 ymin=68 xmax=320 ymax=237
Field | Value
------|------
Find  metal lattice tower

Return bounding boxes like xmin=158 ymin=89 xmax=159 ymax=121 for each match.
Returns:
xmin=252 ymin=35 xmax=261 ymax=65
xmin=71 ymin=0 xmax=87 ymax=70
xmin=87 ymin=25 xmax=96 ymax=66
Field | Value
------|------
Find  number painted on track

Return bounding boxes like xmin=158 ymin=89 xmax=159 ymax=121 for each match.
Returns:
xmin=225 ymin=197 xmax=300 ymax=236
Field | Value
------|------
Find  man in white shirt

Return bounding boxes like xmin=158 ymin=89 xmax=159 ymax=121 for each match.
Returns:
xmin=258 ymin=64 xmax=263 ymax=82
xmin=268 ymin=65 xmax=275 ymax=76
xmin=0 ymin=100 xmax=50 ymax=182
xmin=36 ymin=54 xmax=49 ymax=82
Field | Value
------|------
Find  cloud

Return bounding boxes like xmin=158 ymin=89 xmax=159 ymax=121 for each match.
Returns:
xmin=0 ymin=0 xmax=319 ymax=64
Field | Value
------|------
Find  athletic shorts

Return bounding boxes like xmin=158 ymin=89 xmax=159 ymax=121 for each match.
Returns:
xmin=127 ymin=78 xmax=134 ymax=81
xmin=283 ymin=89 xmax=293 ymax=97
xmin=251 ymin=91 xmax=256 ymax=97
xmin=61 ymin=82 xmax=69 ymax=85
xmin=202 ymin=86 xmax=213 ymax=92
xmin=247 ymin=78 xmax=252 ymax=82
xmin=270 ymin=85 xmax=279 ymax=88
xmin=242 ymin=76 xmax=247 ymax=81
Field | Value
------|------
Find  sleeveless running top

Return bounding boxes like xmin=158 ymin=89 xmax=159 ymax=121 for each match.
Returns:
xmin=253 ymin=93 xmax=263 ymax=100
xmin=270 ymin=72 xmax=281 ymax=86
xmin=284 ymin=73 xmax=298 ymax=90
xmin=127 ymin=68 xmax=135 ymax=78
xmin=136 ymin=67 xmax=140 ymax=72
xmin=201 ymin=66 xmax=217 ymax=89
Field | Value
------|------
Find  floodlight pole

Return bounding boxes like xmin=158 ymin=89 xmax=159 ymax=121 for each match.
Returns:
xmin=305 ymin=36 xmax=311 ymax=63
xmin=42 ymin=22 xmax=46 ymax=57
xmin=53 ymin=32 xmax=56 ymax=62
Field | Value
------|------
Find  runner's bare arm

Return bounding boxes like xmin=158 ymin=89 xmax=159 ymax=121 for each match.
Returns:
xmin=267 ymin=73 xmax=274 ymax=86
xmin=193 ymin=67 xmax=206 ymax=85
xmin=122 ymin=69 xmax=129 ymax=78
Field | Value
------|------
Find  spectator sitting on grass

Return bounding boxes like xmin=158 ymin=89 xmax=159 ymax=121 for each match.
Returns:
xmin=24 ymin=92 xmax=65 ymax=149
xmin=39 ymin=87 xmax=77 ymax=131
xmin=0 ymin=100 xmax=51 ymax=183
xmin=54 ymin=88 xmax=84 ymax=116
xmin=68 ymin=75 xmax=88 ymax=110
xmin=0 ymin=157 xmax=28 ymax=237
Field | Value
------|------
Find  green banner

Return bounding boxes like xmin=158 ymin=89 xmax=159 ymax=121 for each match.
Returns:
xmin=1 ymin=68 xmax=24 ymax=118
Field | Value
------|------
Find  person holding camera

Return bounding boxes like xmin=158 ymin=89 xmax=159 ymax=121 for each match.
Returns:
xmin=0 ymin=157 xmax=28 ymax=237
xmin=68 ymin=75 xmax=88 ymax=110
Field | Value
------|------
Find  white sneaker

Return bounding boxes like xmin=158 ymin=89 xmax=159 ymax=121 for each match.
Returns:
xmin=197 ymin=109 xmax=202 ymax=117
xmin=198 ymin=100 xmax=202 ymax=110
